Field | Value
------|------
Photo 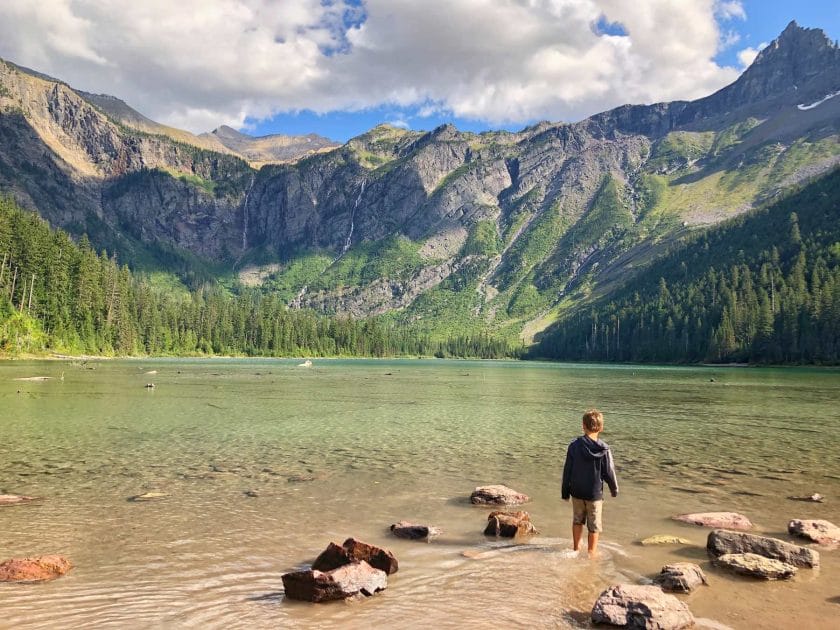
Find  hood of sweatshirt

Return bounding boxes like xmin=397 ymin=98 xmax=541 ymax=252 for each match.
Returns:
xmin=579 ymin=435 xmax=609 ymax=459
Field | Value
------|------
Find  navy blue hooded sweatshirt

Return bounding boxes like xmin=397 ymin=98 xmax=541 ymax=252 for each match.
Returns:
xmin=561 ymin=435 xmax=619 ymax=501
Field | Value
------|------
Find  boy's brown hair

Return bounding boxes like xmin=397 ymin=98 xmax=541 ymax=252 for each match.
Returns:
xmin=582 ymin=408 xmax=604 ymax=433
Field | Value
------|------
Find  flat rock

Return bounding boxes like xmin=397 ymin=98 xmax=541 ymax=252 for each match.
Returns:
xmin=470 ymin=484 xmax=529 ymax=506
xmin=312 ymin=538 xmax=398 ymax=575
xmin=714 ymin=553 xmax=797 ymax=580
xmin=673 ymin=511 xmax=752 ymax=530
xmin=591 ymin=584 xmax=695 ymax=629
xmin=641 ymin=535 xmax=692 ymax=546
xmin=128 ymin=491 xmax=169 ymax=502
xmin=707 ymin=529 xmax=819 ymax=568
xmin=653 ymin=563 xmax=708 ymax=593
xmin=0 ymin=494 xmax=36 ymax=506
xmin=788 ymin=519 xmax=840 ymax=546
xmin=390 ymin=521 xmax=442 ymax=540
xmin=0 ymin=555 xmax=72 ymax=582
xmin=282 ymin=560 xmax=386 ymax=602
xmin=484 ymin=510 xmax=538 ymax=537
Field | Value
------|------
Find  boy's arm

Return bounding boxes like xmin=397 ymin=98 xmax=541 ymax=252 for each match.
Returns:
xmin=603 ymin=448 xmax=619 ymax=497
xmin=561 ymin=445 xmax=573 ymax=500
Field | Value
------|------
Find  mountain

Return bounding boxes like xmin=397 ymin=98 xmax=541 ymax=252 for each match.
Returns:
xmin=201 ymin=125 xmax=338 ymax=166
xmin=0 ymin=21 xmax=838 ymax=343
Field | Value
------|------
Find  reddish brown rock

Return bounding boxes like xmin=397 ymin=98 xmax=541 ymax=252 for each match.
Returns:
xmin=311 ymin=538 xmax=398 ymax=575
xmin=707 ymin=529 xmax=819 ymax=568
xmin=390 ymin=521 xmax=442 ymax=540
xmin=0 ymin=555 xmax=72 ymax=582
xmin=484 ymin=510 xmax=538 ymax=537
xmin=673 ymin=511 xmax=753 ymax=530
xmin=0 ymin=494 xmax=36 ymax=507
xmin=470 ymin=485 xmax=529 ymax=505
xmin=788 ymin=519 xmax=840 ymax=546
xmin=282 ymin=561 xmax=387 ymax=602
xmin=591 ymin=584 xmax=695 ymax=629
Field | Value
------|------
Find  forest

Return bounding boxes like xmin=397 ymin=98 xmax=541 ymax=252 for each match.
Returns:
xmin=0 ymin=196 xmax=517 ymax=359
xmin=534 ymin=168 xmax=840 ymax=364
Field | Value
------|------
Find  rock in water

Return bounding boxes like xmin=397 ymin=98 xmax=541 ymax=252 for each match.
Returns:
xmin=591 ymin=584 xmax=695 ymax=629
xmin=311 ymin=538 xmax=399 ymax=575
xmin=707 ymin=529 xmax=819 ymax=568
xmin=653 ymin=563 xmax=708 ymax=593
xmin=713 ymin=553 xmax=797 ymax=580
xmin=470 ymin=485 xmax=529 ymax=505
xmin=788 ymin=519 xmax=840 ymax=546
xmin=282 ymin=561 xmax=387 ymax=602
xmin=672 ymin=511 xmax=753 ymax=530
xmin=0 ymin=555 xmax=72 ymax=582
xmin=390 ymin=521 xmax=442 ymax=540
xmin=640 ymin=535 xmax=692 ymax=546
xmin=128 ymin=491 xmax=169 ymax=502
xmin=787 ymin=493 xmax=824 ymax=503
xmin=0 ymin=494 xmax=36 ymax=506
xmin=484 ymin=511 xmax=538 ymax=537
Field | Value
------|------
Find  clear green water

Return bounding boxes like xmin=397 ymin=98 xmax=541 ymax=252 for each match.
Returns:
xmin=1 ymin=359 xmax=839 ymax=629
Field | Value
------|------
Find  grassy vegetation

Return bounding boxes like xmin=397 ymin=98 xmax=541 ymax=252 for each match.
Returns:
xmin=647 ymin=131 xmax=715 ymax=171
xmin=462 ymin=220 xmax=501 ymax=257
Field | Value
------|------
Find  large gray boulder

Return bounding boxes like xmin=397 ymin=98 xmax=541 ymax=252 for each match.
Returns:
xmin=713 ymin=553 xmax=797 ymax=580
xmin=591 ymin=584 xmax=695 ymax=629
xmin=707 ymin=529 xmax=819 ymax=568
xmin=672 ymin=512 xmax=752 ymax=530
xmin=788 ymin=519 xmax=840 ymax=546
xmin=470 ymin=485 xmax=529 ymax=506
xmin=653 ymin=563 xmax=708 ymax=593
xmin=281 ymin=561 xmax=387 ymax=602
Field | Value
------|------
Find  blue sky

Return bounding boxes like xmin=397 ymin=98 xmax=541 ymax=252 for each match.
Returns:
xmin=247 ymin=1 xmax=840 ymax=142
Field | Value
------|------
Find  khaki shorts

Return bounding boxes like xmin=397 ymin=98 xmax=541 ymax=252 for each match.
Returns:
xmin=571 ymin=498 xmax=603 ymax=533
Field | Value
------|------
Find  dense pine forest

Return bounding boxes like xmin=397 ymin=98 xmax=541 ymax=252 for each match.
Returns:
xmin=0 ymin=197 xmax=516 ymax=359
xmin=534 ymin=169 xmax=840 ymax=364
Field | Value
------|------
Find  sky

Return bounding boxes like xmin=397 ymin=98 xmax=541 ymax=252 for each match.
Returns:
xmin=0 ymin=1 xmax=837 ymax=142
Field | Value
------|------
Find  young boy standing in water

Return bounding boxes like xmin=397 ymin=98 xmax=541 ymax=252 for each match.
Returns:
xmin=561 ymin=409 xmax=619 ymax=556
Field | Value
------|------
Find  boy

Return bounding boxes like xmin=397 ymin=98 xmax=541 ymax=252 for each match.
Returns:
xmin=561 ymin=409 xmax=619 ymax=555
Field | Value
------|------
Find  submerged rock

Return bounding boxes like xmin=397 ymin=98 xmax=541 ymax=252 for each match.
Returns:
xmin=282 ymin=560 xmax=386 ymax=602
xmin=0 ymin=555 xmax=72 ymax=582
xmin=470 ymin=485 xmax=529 ymax=506
xmin=788 ymin=519 xmax=840 ymax=546
xmin=484 ymin=511 xmax=538 ymax=537
xmin=713 ymin=553 xmax=797 ymax=580
xmin=673 ymin=511 xmax=753 ymax=530
xmin=640 ymin=534 xmax=692 ymax=546
xmin=707 ymin=529 xmax=819 ymax=568
xmin=128 ymin=491 xmax=169 ymax=502
xmin=312 ymin=538 xmax=398 ymax=575
xmin=0 ymin=494 xmax=36 ymax=506
xmin=787 ymin=493 xmax=824 ymax=503
xmin=591 ymin=584 xmax=695 ymax=629
xmin=390 ymin=521 xmax=442 ymax=540
xmin=653 ymin=563 xmax=708 ymax=593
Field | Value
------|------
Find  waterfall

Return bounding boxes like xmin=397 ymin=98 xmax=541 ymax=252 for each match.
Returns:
xmin=242 ymin=176 xmax=255 ymax=251
xmin=341 ymin=181 xmax=365 ymax=256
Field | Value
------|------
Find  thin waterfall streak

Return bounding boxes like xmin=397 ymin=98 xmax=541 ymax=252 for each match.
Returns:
xmin=334 ymin=180 xmax=365 ymax=263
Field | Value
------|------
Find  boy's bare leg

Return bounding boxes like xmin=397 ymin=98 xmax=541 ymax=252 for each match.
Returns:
xmin=572 ymin=523 xmax=584 ymax=551
xmin=588 ymin=532 xmax=599 ymax=555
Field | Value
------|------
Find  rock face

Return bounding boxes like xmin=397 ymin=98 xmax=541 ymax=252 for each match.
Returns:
xmin=484 ymin=511 xmax=538 ymax=537
xmin=706 ymin=529 xmax=819 ymax=568
xmin=470 ymin=485 xmax=529 ymax=506
xmin=673 ymin=512 xmax=753 ymax=530
xmin=640 ymin=535 xmax=692 ymax=546
xmin=311 ymin=538 xmax=399 ymax=575
xmin=0 ymin=494 xmax=36 ymax=506
xmin=713 ymin=553 xmax=797 ymax=580
xmin=282 ymin=561 xmax=387 ymax=602
xmin=0 ymin=555 xmax=72 ymax=582
xmin=390 ymin=521 xmax=442 ymax=541
xmin=591 ymin=584 xmax=695 ymax=630
xmin=653 ymin=563 xmax=708 ymax=593
xmin=788 ymin=519 xmax=840 ymax=546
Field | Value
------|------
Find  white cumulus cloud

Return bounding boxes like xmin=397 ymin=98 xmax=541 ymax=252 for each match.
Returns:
xmin=737 ymin=42 xmax=768 ymax=68
xmin=0 ymin=0 xmax=749 ymax=133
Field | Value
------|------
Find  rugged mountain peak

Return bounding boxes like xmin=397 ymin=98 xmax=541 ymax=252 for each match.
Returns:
xmin=750 ymin=20 xmax=838 ymax=81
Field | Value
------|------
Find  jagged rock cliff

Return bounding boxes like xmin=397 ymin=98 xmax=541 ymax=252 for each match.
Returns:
xmin=0 ymin=22 xmax=838 ymax=334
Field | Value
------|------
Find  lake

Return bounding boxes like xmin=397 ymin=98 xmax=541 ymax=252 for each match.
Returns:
xmin=1 ymin=359 xmax=839 ymax=628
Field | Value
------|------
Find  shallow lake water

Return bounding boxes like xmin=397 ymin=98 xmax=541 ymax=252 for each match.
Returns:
xmin=1 ymin=358 xmax=839 ymax=629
